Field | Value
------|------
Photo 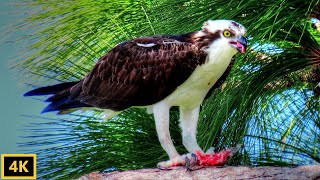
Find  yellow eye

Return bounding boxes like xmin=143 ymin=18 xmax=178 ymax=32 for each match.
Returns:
xmin=223 ymin=30 xmax=231 ymax=37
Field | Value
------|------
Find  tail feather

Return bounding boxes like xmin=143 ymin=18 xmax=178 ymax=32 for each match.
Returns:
xmin=25 ymin=81 xmax=91 ymax=113
xmin=44 ymin=89 xmax=70 ymax=102
xmin=24 ymin=82 xmax=78 ymax=96
xmin=41 ymin=98 xmax=90 ymax=113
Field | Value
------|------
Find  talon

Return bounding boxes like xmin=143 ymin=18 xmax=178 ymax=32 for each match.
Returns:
xmin=157 ymin=165 xmax=181 ymax=170
xmin=157 ymin=164 xmax=171 ymax=170
xmin=190 ymin=153 xmax=198 ymax=166
xmin=230 ymin=144 xmax=242 ymax=154
xmin=185 ymin=153 xmax=198 ymax=171
xmin=206 ymin=147 xmax=216 ymax=154
xmin=185 ymin=156 xmax=191 ymax=170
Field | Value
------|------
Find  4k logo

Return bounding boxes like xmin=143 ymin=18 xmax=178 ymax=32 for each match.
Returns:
xmin=1 ymin=154 xmax=36 ymax=179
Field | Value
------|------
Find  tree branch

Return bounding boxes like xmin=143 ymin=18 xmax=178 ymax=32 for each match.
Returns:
xmin=78 ymin=165 xmax=320 ymax=180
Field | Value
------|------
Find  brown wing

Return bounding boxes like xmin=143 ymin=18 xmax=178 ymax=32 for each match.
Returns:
xmin=70 ymin=35 xmax=207 ymax=111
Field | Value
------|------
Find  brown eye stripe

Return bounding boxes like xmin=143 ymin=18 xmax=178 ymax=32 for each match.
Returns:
xmin=203 ymin=28 xmax=210 ymax=34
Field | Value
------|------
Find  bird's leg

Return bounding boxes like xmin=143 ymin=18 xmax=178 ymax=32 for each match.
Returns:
xmin=180 ymin=106 xmax=240 ymax=168
xmin=179 ymin=106 xmax=203 ymax=169
xmin=180 ymin=106 xmax=203 ymax=153
xmin=153 ymin=102 xmax=185 ymax=169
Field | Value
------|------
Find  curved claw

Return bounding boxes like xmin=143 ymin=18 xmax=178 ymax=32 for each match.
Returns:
xmin=229 ymin=144 xmax=242 ymax=154
xmin=205 ymin=147 xmax=216 ymax=154
xmin=157 ymin=165 xmax=182 ymax=170
xmin=185 ymin=153 xmax=198 ymax=171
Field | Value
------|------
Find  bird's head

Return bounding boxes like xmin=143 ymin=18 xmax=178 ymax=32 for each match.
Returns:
xmin=195 ymin=20 xmax=247 ymax=55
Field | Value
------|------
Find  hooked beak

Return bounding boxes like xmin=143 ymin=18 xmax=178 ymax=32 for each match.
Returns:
xmin=229 ymin=36 xmax=248 ymax=54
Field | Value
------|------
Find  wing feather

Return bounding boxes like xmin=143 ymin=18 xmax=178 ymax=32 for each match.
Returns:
xmin=72 ymin=35 xmax=207 ymax=111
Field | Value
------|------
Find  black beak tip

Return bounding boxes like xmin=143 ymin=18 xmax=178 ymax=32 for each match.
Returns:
xmin=238 ymin=36 xmax=248 ymax=54
xmin=239 ymin=36 xmax=248 ymax=46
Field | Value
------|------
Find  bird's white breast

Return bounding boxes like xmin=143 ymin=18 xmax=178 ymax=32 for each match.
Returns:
xmin=162 ymin=41 xmax=236 ymax=109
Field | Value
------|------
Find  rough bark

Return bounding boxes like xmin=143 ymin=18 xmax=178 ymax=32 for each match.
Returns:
xmin=78 ymin=165 xmax=320 ymax=180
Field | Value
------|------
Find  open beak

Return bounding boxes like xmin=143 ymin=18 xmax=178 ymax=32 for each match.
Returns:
xmin=229 ymin=36 xmax=248 ymax=54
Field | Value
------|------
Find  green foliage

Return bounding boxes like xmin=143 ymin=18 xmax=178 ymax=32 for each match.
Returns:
xmin=13 ymin=0 xmax=320 ymax=179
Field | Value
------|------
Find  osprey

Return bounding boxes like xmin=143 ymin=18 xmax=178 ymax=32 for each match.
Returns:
xmin=25 ymin=20 xmax=247 ymax=169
